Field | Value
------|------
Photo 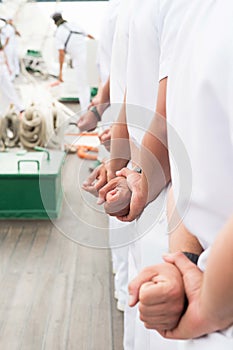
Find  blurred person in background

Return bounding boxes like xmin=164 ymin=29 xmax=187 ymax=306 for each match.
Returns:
xmin=51 ymin=12 xmax=94 ymax=112
xmin=0 ymin=39 xmax=24 ymax=115
xmin=0 ymin=16 xmax=21 ymax=81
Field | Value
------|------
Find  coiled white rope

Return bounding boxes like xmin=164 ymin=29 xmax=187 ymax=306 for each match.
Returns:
xmin=19 ymin=103 xmax=47 ymax=149
xmin=0 ymin=105 xmax=20 ymax=148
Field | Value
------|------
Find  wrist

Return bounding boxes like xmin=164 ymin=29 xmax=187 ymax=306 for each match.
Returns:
xmin=107 ymin=170 xmax=116 ymax=181
xmin=132 ymin=166 xmax=142 ymax=174
xmin=97 ymin=103 xmax=110 ymax=116
xmin=182 ymin=252 xmax=199 ymax=265
xmin=90 ymin=106 xmax=101 ymax=122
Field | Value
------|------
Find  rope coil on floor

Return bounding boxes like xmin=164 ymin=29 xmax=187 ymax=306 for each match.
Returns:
xmin=19 ymin=104 xmax=47 ymax=149
xmin=0 ymin=105 xmax=20 ymax=148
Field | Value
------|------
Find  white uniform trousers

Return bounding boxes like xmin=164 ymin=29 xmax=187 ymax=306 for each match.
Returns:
xmin=109 ymin=216 xmax=133 ymax=307
xmin=5 ymin=45 xmax=20 ymax=80
xmin=126 ymin=188 xmax=181 ymax=349
xmin=0 ymin=65 xmax=24 ymax=114
xmin=178 ymin=330 xmax=233 ymax=350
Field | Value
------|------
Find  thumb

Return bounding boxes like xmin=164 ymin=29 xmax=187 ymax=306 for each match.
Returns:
xmin=116 ymin=167 xmax=131 ymax=178
xmin=163 ymin=252 xmax=196 ymax=276
xmin=77 ymin=117 xmax=84 ymax=128
xmin=128 ymin=267 xmax=158 ymax=307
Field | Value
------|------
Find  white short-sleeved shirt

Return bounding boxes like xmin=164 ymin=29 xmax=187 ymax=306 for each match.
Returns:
xmin=110 ymin=0 xmax=133 ymax=104
xmin=55 ymin=22 xmax=87 ymax=58
xmin=96 ymin=0 xmax=121 ymax=85
xmin=167 ymin=0 xmax=233 ymax=250
xmin=158 ymin=0 xmax=189 ymax=81
xmin=126 ymin=0 xmax=188 ymax=146
xmin=125 ymin=0 xmax=160 ymax=147
xmin=0 ymin=24 xmax=15 ymax=48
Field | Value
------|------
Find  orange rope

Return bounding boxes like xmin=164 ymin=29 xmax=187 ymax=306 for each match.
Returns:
xmin=65 ymin=132 xmax=99 ymax=159
xmin=77 ymin=145 xmax=98 ymax=160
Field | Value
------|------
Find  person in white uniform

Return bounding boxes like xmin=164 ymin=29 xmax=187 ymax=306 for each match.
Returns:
xmin=127 ymin=1 xmax=233 ymax=349
xmin=1 ymin=17 xmax=20 ymax=80
xmin=82 ymin=0 xmax=135 ymax=316
xmin=96 ymin=0 xmax=121 ymax=90
xmin=121 ymin=1 xmax=170 ymax=348
xmin=98 ymin=1 xmax=192 ymax=349
xmin=77 ymin=0 xmax=121 ymax=132
xmin=0 ymin=41 xmax=24 ymax=115
xmin=106 ymin=0 xmax=134 ymax=315
xmin=52 ymin=12 xmax=94 ymax=112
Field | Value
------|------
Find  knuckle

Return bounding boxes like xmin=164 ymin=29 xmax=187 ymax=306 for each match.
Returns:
xmin=144 ymin=322 xmax=153 ymax=330
xmin=141 ymin=266 xmax=152 ymax=275
xmin=139 ymin=312 xmax=146 ymax=322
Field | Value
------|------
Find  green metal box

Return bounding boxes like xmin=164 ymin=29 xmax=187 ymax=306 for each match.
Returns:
xmin=0 ymin=150 xmax=66 ymax=219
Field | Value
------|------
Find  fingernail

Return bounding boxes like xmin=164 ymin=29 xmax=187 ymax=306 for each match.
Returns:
xmin=97 ymin=198 xmax=105 ymax=205
xmin=162 ymin=253 xmax=173 ymax=261
xmin=128 ymin=295 xmax=135 ymax=307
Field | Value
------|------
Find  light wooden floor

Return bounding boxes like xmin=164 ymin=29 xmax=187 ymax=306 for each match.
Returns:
xmin=0 ymin=154 xmax=123 ymax=350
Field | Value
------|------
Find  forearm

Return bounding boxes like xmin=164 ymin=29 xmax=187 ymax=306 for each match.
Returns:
xmin=140 ymin=116 xmax=170 ymax=204
xmin=3 ymin=52 xmax=11 ymax=73
xmin=87 ymin=34 xmax=95 ymax=40
xmin=97 ymin=77 xmax=110 ymax=115
xmin=59 ymin=49 xmax=65 ymax=76
xmin=140 ymin=78 xmax=171 ymax=204
xmin=201 ymin=215 xmax=233 ymax=328
xmin=167 ymin=188 xmax=203 ymax=255
xmin=107 ymin=101 xmax=130 ymax=180
xmin=3 ymin=38 xmax=9 ymax=49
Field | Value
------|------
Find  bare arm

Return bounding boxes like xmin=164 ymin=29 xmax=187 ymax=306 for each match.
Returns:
xmin=87 ymin=34 xmax=95 ymax=40
xmin=3 ymin=37 xmax=9 ymax=49
xmin=156 ymin=213 xmax=233 ymax=340
xmin=58 ymin=49 xmax=65 ymax=82
xmin=106 ymin=94 xmax=131 ymax=180
xmin=140 ymin=78 xmax=171 ymax=206
xmin=110 ymin=78 xmax=170 ymax=221
xmin=97 ymin=76 xmax=110 ymax=115
xmin=13 ymin=25 xmax=21 ymax=37
xmin=77 ymin=77 xmax=110 ymax=132
xmin=3 ymin=50 xmax=11 ymax=75
xmin=167 ymin=188 xmax=203 ymax=255
xmin=201 ymin=215 xmax=233 ymax=327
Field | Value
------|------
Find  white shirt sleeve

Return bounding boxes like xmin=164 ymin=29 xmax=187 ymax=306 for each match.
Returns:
xmin=1 ymin=24 xmax=13 ymax=45
xmin=158 ymin=1 xmax=186 ymax=81
xmin=55 ymin=27 xmax=66 ymax=50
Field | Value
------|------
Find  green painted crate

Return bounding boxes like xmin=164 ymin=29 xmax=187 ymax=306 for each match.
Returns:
xmin=0 ymin=150 xmax=66 ymax=219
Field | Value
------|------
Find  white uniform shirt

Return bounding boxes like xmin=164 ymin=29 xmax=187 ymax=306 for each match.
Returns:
xmin=167 ymin=0 xmax=233 ymax=250
xmin=124 ymin=3 xmax=189 ymax=350
xmin=126 ymin=0 xmax=188 ymax=146
xmin=0 ymin=24 xmax=15 ymax=48
xmin=96 ymin=0 xmax=121 ymax=85
xmin=0 ymin=50 xmax=8 ymax=74
xmin=55 ymin=21 xmax=87 ymax=59
xmin=110 ymin=0 xmax=133 ymax=104
xmin=0 ymin=50 xmax=6 ymax=65
xmin=126 ymin=0 xmax=160 ymax=147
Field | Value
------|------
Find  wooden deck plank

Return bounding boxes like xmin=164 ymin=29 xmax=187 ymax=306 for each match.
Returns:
xmin=0 ymin=223 xmax=23 ymax=280
xmin=110 ymin=271 xmax=124 ymax=350
xmin=0 ymin=223 xmax=53 ymax=349
xmin=65 ymin=246 xmax=113 ymax=350
xmin=0 ymin=223 xmax=10 ymax=244
xmin=40 ymin=228 xmax=78 ymax=350
xmin=0 ymin=154 xmax=123 ymax=350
